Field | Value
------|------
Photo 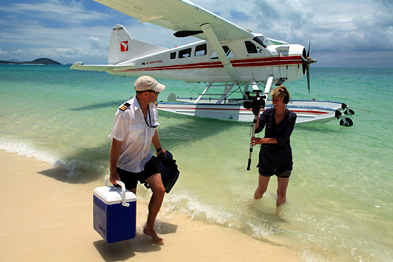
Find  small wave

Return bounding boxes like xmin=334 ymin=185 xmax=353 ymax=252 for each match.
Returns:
xmin=0 ymin=136 xmax=108 ymax=183
xmin=53 ymin=158 xmax=108 ymax=183
xmin=164 ymin=191 xmax=236 ymax=226
xmin=0 ymin=137 xmax=59 ymax=165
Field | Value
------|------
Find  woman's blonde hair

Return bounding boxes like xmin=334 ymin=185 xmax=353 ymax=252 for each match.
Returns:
xmin=270 ymin=85 xmax=290 ymax=104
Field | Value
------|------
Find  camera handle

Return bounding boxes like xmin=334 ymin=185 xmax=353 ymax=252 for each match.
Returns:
xmin=246 ymin=77 xmax=273 ymax=171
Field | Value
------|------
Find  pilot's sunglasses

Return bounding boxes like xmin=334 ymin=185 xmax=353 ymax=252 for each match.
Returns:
xmin=146 ymin=90 xmax=160 ymax=94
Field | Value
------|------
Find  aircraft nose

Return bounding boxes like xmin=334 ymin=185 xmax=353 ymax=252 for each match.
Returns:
xmin=301 ymin=45 xmax=317 ymax=94
xmin=301 ymin=48 xmax=317 ymax=74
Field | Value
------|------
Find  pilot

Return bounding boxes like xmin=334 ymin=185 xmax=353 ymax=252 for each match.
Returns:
xmin=109 ymin=75 xmax=167 ymax=243
xmin=250 ymin=85 xmax=297 ymax=207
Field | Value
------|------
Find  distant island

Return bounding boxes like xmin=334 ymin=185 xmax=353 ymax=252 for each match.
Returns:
xmin=0 ymin=58 xmax=62 ymax=65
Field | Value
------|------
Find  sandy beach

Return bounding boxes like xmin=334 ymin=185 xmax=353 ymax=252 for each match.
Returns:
xmin=0 ymin=150 xmax=300 ymax=262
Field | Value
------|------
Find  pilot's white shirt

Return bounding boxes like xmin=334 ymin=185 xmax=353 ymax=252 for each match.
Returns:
xmin=109 ymin=97 xmax=159 ymax=173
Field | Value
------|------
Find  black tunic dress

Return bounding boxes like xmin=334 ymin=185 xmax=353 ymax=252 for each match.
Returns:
xmin=255 ymin=108 xmax=297 ymax=175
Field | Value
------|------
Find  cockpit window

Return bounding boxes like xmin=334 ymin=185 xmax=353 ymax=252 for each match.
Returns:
xmin=253 ymin=36 xmax=268 ymax=48
xmin=245 ymin=41 xmax=257 ymax=53
xmin=245 ymin=38 xmax=266 ymax=53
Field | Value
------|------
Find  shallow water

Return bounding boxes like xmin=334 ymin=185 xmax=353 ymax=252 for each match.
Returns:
xmin=1 ymin=65 xmax=392 ymax=261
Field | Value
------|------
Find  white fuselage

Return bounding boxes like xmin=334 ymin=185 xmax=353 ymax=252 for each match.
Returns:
xmin=108 ymin=36 xmax=306 ymax=85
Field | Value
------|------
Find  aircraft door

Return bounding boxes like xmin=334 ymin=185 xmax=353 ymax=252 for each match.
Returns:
xmin=278 ymin=48 xmax=289 ymax=82
xmin=244 ymin=40 xmax=283 ymax=82
xmin=279 ymin=64 xmax=289 ymax=82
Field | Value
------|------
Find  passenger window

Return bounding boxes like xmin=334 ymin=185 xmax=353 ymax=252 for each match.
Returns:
xmin=195 ymin=44 xmax=207 ymax=56
xmin=210 ymin=46 xmax=233 ymax=59
xmin=224 ymin=46 xmax=233 ymax=58
xmin=170 ymin=52 xmax=176 ymax=59
xmin=179 ymin=48 xmax=192 ymax=58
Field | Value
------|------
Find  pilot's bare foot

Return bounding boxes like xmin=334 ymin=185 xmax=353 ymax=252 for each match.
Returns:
xmin=143 ymin=226 xmax=164 ymax=244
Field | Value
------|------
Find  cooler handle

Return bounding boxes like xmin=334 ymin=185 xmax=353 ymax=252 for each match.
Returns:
xmin=116 ymin=180 xmax=130 ymax=207
xmin=104 ymin=175 xmax=130 ymax=207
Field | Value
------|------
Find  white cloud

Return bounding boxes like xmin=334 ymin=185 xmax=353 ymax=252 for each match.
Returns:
xmin=0 ymin=0 xmax=392 ymax=67
xmin=0 ymin=0 xmax=110 ymax=24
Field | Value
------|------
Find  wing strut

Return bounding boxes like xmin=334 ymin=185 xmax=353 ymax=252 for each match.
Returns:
xmin=263 ymin=76 xmax=273 ymax=104
xmin=217 ymin=82 xmax=235 ymax=104
xmin=194 ymin=82 xmax=212 ymax=104
xmin=200 ymin=23 xmax=239 ymax=82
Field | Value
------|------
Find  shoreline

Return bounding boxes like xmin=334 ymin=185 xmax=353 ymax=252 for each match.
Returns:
xmin=0 ymin=150 xmax=300 ymax=261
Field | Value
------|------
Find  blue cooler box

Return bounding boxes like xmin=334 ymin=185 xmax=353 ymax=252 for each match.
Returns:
xmin=93 ymin=177 xmax=137 ymax=243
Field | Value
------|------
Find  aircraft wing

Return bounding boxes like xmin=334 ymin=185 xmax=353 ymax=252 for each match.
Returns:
xmin=94 ymin=0 xmax=254 ymax=42
xmin=70 ymin=62 xmax=135 ymax=71
xmin=70 ymin=62 xmax=117 ymax=71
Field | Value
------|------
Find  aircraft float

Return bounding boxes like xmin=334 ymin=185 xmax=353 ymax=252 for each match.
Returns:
xmin=71 ymin=0 xmax=354 ymax=126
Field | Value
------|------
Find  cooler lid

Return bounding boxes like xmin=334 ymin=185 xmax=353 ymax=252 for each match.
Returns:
xmin=94 ymin=186 xmax=136 ymax=205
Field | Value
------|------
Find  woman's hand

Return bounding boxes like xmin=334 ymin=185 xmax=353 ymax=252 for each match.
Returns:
xmin=250 ymin=137 xmax=263 ymax=147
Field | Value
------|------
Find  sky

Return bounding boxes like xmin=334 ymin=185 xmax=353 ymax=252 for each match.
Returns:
xmin=0 ymin=0 xmax=392 ymax=67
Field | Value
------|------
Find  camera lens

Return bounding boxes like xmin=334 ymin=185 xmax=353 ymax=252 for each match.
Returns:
xmin=243 ymin=101 xmax=252 ymax=109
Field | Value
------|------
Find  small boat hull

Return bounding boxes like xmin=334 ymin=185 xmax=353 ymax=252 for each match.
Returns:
xmin=157 ymin=99 xmax=345 ymax=124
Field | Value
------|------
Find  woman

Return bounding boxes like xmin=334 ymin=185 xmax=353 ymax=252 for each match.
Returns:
xmin=250 ymin=85 xmax=296 ymax=207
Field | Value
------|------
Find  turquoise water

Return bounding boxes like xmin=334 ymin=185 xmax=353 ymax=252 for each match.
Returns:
xmin=1 ymin=65 xmax=392 ymax=261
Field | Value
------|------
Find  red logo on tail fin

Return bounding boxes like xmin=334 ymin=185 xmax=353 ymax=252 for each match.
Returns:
xmin=120 ymin=41 xmax=128 ymax=52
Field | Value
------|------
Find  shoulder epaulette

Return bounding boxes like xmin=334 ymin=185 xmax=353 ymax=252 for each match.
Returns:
xmin=119 ymin=102 xmax=130 ymax=111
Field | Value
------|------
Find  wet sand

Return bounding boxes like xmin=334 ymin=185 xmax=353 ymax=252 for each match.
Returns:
xmin=0 ymin=150 xmax=300 ymax=261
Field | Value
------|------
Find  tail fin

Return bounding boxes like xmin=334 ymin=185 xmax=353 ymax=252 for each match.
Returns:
xmin=108 ymin=24 xmax=167 ymax=65
xmin=108 ymin=25 xmax=132 ymax=64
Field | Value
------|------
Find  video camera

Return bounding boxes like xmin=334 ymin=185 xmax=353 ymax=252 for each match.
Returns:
xmin=243 ymin=91 xmax=266 ymax=115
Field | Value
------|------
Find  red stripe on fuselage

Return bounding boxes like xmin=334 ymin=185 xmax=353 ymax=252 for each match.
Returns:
xmin=114 ymin=56 xmax=302 ymax=73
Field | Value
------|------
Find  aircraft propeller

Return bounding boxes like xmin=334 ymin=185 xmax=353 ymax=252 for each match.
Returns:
xmin=302 ymin=38 xmax=317 ymax=93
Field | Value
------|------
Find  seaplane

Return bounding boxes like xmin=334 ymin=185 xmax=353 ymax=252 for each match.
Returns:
xmin=71 ymin=0 xmax=354 ymax=126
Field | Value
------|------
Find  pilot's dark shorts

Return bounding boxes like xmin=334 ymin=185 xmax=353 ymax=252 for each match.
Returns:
xmin=260 ymin=170 xmax=291 ymax=178
xmin=116 ymin=156 xmax=161 ymax=190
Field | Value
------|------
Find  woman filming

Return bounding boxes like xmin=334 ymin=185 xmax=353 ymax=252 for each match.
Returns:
xmin=250 ymin=85 xmax=296 ymax=207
